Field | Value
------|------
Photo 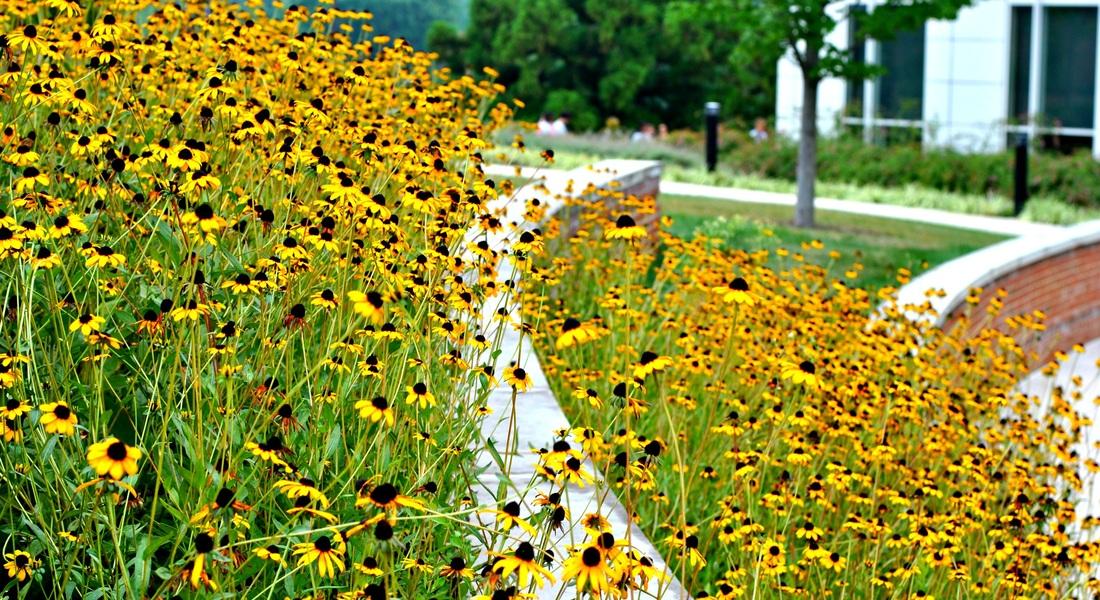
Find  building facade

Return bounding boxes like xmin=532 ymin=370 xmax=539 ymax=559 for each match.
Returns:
xmin=775 ymin=0 xmax=1100 ymax=156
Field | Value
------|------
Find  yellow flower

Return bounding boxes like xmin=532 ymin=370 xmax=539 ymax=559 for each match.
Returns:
xmin=605 ymin=214 xmax=646 ymax=241
xmin=503 ymin=365 xmax=533 ymax=392
xmin=718 ymin=277 xmax=756 ymax=306
xmin=293 ymin=533 xmax=346 ymax=578
xmin=4 ymin=550 xmax=38 ymax=582
xmin=39 ymin=401 xmax=78 ymax=435
xmin=86 ymin=437 xmax=141 ymax=480
xmin=555 ymin=317 xmax=602 ymax=349
xmin=404 ymin=382 xmax=436 ymax=408
xmin=69 ymin=314 xmax=106 ymax=336
xmin=493 ymin=542 xmax=555 ymax=588
xmin=355 ymin=395 xmax=395 ymax=426
xmin=781 ymin=360 xmax=819 ymax=388
xmin=273 ymin=478 xmax=331 ymax=508
xmin=348 ymin=290 xmax=385 ymax=324
xmin=562 ymin=546 xmax=617 ymax=594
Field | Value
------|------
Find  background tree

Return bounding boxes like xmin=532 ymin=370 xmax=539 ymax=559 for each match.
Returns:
xmin=727 ymin=0 xmax=974 ymax=227
xmin=429 ymin=0 xmax=779 ymax=130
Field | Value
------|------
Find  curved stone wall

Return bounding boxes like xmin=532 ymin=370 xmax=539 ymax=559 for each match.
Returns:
xmin=896 ymin=221 xmax=1100 ymax=362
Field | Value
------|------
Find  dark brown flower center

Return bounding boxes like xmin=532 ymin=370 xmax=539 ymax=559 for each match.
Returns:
xmin=515 ymin=542 xmax=535 ymax=562
xmin=106 ymin=441 xmax=128 ymax=460
xmin=370 ymin=483 xmax=398 ymax=506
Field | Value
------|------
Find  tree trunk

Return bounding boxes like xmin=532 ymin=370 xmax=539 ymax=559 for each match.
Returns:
xmin=795 ymin=74 xmax=819 ymax=228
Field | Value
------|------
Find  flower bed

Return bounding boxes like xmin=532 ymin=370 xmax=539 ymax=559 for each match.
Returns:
xmin=525 ymin=195 xmax=1098 ymax=597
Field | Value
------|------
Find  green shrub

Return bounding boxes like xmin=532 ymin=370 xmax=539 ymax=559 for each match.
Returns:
xmin=543 ymin=90 xmax=601 ymax=132
xmin=724 ymin=136 xmax=1100 ymax=209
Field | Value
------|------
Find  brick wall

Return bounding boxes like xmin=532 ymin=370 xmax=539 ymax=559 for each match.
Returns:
xmin=941 ymin=240 xmax=1100 ymax=363
xmin=557 ymin=159 xmax=663 ymax=239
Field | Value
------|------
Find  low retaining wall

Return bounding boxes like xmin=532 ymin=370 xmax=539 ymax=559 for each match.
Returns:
xmin=474 ymin=159 xmax=686 ymax=599
xmin=896 ymin=220 xmax=1100 ymax=363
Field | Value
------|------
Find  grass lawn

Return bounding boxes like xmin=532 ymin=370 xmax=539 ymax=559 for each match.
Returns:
xmin=660 ymin=194 xmax=1008 ymax=290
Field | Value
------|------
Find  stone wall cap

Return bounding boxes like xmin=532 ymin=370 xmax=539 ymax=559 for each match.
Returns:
xmin=896 ymin=220 xmax=1100 ymax=325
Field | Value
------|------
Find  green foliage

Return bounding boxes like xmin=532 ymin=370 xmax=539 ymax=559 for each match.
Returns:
xmin=542 ymin=90 xmax=601 ymax=132
xmin=724 ymin=136 xmax=1100 ymax=211
xmin=430 ymin=0 xmax=777 ymax=130
xmin=330 ymin=0 xmax=468 ymax=48
xmin=494 ymin=141 xmax=1100 ymax=224
xmin=666 ymin=197 xmax=1005 ymax=290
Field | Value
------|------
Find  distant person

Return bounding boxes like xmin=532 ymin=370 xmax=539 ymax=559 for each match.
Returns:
xmin=750 ymin=117 xmax=770 ymax=143
xmin=536 ymin=113 xmax=554 ymax=135
xmin=657 ymin=123 xmax=669 ymax=140
xmin=631 ymin=122 xmax=656 ymax=142
xmin=550 ymin=112 xmax=571 ymax=136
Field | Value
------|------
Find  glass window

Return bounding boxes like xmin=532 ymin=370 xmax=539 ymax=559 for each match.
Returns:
xmin=846 ymin=4 xmax=867 ymax=114
xmin=1009 ymin=7 xmax=1032 ymax=122
xmin=878 ymin=22 xmax=925 ymax=120
xmin=1042 ymin=7 xmax=1097 ymax=129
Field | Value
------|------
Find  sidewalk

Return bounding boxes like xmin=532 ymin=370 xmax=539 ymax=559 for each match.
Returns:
xmin=482 ymin=164 xmax=1062 ymax=238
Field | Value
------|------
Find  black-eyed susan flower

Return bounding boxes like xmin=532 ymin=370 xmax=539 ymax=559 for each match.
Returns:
xmin=503 ymin=365 xmax=532 ymax=392
xmin=252 ymin=544 xmax=286 ymax=567
xmin=190 ymin=487 xmax=251 ymax=524
xmin=348 ymin=290 xmax=384 ymax=325
xmin=38 ymin=401 xmax=77 ymax=435
xmin=1 ymin=417 xmax=23 ymax=444
xmin=287 ymin=496 xmax=338 ymax=523
xmin=311 ymin=288 xmax=339 ymax=309
xmin=440 ymin=555 xmax=473 ymax=580
xmin=84 ymin=245 xmax=125 ymax=268
xmin=293 ymin=533 xmax=345 ymax=578
xmin=355 ymin=555 xmax=383 ymax=576
xmin=401 ymin=556 xmax=434 ymax=574
xmin=4 ymin=550 xmax=37 ymax=582
xmin=561 ymin=545 xmax=616 ymax=594
xmin=493 ymin=542 xmax=555 ymax=588
xmin=489 ymin=501 xmax=537 ymax=536
xmin=781 ymin=359 xmax=819 ymax=388
xmin=186 ymin=532 xmax=218 ymax=590
xmin=69 ymin=313 xmax=105 ymax=336
xmin=221 ymin=273 xmax=259 ymax=295
xmin=605 ymin=214 xmax=646 ymax=241
xmin=633 ymin=351 xmax=673 ymax=379
xmin=404 ymin=382 xmax=435 ymax=408
xmin=555 ymin=317 xmax=601 ymax=349
xmin=356 ymin=482 xmax=425 ymax=512
xmin=0 ymin=397 xmax=30 ymax=420
xmin=355 ymin=395 xmax=394 ymax=426
xmin=718 ymin=276 xmax=756 ymax=306
xmin=273 ymin=478 xmax=330 ymax=507
xmin=86 ymin=437 xmax=140 ymax=480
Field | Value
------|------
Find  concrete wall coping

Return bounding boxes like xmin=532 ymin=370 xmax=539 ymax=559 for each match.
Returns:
xmin=472 ymin=158 xmax=686 ymax=599
xmin=896 ymin=220 xmax=1100 ymax=325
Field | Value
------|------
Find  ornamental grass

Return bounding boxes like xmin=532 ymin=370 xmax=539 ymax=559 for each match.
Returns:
xmin=525 ymin=194 xmax=1100 ymax=597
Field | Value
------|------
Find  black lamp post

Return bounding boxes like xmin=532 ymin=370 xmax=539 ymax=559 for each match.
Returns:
xmin=705 ymin=102 xmax=720 ymax=172
xmin=1014 ymin=132 xmax=1029 ymax=216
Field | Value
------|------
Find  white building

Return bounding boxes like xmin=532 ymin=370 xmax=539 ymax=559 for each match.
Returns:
xmin=775 ymin=0 xmax=1100 ymax=156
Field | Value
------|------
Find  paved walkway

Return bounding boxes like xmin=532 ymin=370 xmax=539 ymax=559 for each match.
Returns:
xmin=472 ymin=161 xmax=687 ymax=599
xmin=483 ymin=164 xmax=1062 ymax=238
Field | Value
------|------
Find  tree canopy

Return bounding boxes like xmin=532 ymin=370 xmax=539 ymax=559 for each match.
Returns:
xmin=429 ymin=0 xmax=780 ymax=130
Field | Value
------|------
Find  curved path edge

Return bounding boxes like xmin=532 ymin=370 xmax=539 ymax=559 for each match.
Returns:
xmin=473 ymin=160 xmax=690 ymax=599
